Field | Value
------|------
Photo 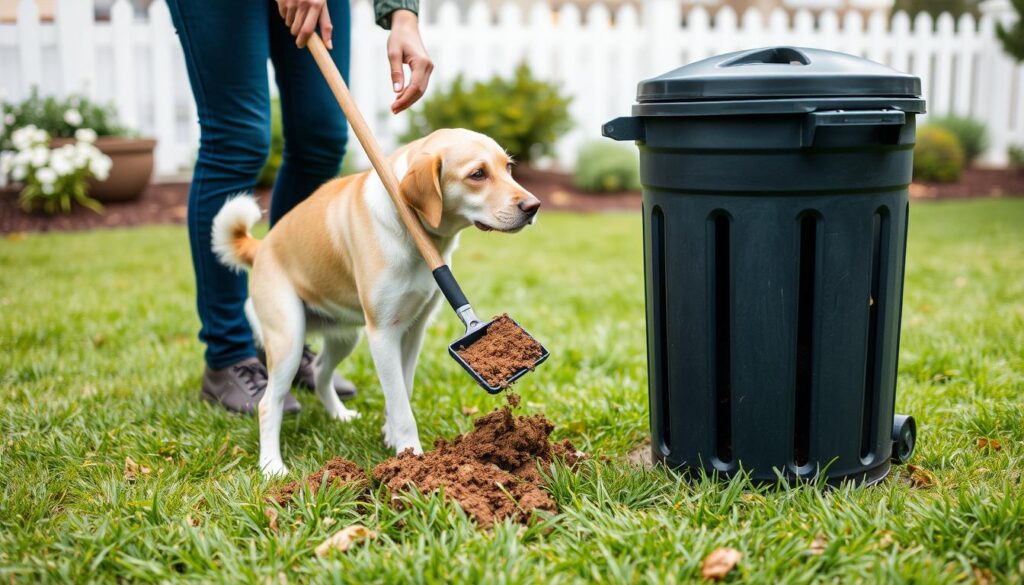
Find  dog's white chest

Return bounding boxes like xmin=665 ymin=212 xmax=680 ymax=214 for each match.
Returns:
xmin=371 ymin=263 xmax=439 ymax=328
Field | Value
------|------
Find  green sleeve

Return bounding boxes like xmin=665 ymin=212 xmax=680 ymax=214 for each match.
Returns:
xmin=374 ymin=0 xmax=419 ymax=29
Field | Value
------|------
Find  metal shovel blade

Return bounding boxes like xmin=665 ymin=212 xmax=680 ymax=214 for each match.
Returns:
xmin=448 ymin=315 xmax=550 ymax=394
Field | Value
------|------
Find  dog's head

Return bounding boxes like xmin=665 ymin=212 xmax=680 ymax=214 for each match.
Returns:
xmin=399 ymin=129 xmax=541 ymax=235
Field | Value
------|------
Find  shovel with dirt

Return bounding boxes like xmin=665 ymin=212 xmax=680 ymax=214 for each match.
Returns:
xmin=306 ymin=33 xmax=548 ymax=392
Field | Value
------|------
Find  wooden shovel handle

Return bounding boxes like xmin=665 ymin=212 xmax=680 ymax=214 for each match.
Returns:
xmin=307 ymin=33 xmax=444 ymax=270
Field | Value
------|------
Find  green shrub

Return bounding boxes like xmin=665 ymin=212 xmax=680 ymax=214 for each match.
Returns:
xmin=914 ymin=126 xmax=964 ymax=183
xmin=1009 ymin=144 xmax=1024 ymax=171
xmin=928 ymin=115 xmax=989 ymax=164
xmin=1 ymin=88 xmax=127 ymax=151
xmin=573 ymin=141 xmax=640 ymax=193
xmin=258 ymin=98 xmax=283 ymax=187
xmin=402 ymin=64 xmax=572 ymax=164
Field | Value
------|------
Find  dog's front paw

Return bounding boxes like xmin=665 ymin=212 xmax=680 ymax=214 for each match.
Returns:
xmin=331 ymin=407 xmax=360 ymax=423
xmin=400 ymin=441 xmax=424 ymax=455
xmin=261 ymin=459 xmax=289 ymax=478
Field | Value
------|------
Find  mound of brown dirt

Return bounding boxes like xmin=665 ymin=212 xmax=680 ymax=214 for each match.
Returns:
xmin=273 ymin=456 xmax=366 ymax=506
xmin=372 ymin=397 xmax=583 ymax=527
xmin=456 ymin=315 xmax=544 ymax=388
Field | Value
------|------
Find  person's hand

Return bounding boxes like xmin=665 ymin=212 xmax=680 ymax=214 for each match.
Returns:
xmin=387 ymin=10 xmax=433 ymax=114
xmin=277 ymin=0 xmax=333 ymax=49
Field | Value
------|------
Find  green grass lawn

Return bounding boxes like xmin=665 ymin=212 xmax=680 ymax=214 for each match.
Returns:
xmin=1 ymin=199 xmax=1022 ymax=583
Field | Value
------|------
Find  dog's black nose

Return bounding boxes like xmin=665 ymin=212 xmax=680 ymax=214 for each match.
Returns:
xmin=518 ymin=198 xmax=541 ymax=215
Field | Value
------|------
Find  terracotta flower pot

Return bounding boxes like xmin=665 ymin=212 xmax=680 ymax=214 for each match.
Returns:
xmin=52 ymin=136 xmax=157 ymax=202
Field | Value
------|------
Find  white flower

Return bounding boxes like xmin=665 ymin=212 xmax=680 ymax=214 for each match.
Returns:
xmin=41 ymin=182 xmax=54 ymax=194
xmin=64 ymin=108 xmax=83 ymax=127
xmin=3 ymin=113 xmax=13 ymax=126
xmin=36 ymin=167 xmax=57 ymax=185
xmin=30 ymin=146 xmax=49 ymax=167
xmin=50 ymin=150 xmax=74 ymax=176
xmin=11 ymin=163 xmax=27 ymax=181
xmin=89 ymin=154 xmax=112 ymax=181
xmin=0 ymin=151 xmax=12 ymax=175
xmin=75 ymin=128 xmax=97 ymax=144
xmin=12 ymin=126 xmax=36 ymax=151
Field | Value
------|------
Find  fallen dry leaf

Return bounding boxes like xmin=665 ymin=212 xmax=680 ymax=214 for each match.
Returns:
xmin=322 ymin=517 xmax=337 ymax=528
xmin=186 ymin=514 xmax=201 ymax=527
xmin=906 ymin=464 xmax=937 ymax=489
xmin=701 ymin=547 xmax=741 ymax=580
xmin=809 ymin=533 xmax=827 ymax=556
xmin=124 ymin=456 xmax=150 ymax=482
xmin=231 ymin=445 xmax=246 ymax=457
xmin=315 ymin=525 xmax=377 ymax=557
xmin=265 ymin=507 xmax=279 ymax=533
xmin=973 ymin=567 xmax=994 ymax=585
xmin=626 ymin=441 xmax=652 ymax=469
xmin=878 ymin=531 xmax=895 ymax=549
xmin=976 ymin=438 xmax=1002 ymax=451
xmin=461 ymin=406 xmax=479 ymax=416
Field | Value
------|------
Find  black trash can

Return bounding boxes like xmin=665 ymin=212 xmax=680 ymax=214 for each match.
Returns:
xmin=604 ymin=47 xmax=920 ymax=485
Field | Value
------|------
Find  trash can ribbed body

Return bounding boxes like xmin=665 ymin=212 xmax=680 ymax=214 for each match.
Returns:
xmin=604 ymin=47 xmax=924 ymax=484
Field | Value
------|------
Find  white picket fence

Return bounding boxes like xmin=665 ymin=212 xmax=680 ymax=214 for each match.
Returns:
xmin=0 ymin=0 xmax=1020 ymax=176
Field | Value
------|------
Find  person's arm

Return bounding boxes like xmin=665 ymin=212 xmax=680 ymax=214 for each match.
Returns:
xmin=382 ymin=8 xmax=433 ymax=114
xmin=278 ymin=0 xmax=433 ymax=114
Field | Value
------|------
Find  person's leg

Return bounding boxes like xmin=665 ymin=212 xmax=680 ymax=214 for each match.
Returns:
xmin=167 ymin=0 xmax=271 ymax=368
xmin=266 ymin=0 xmax=351 ymax=225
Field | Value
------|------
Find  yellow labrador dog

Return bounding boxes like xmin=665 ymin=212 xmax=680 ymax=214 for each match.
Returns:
xmin=211 ymin=129 xmax=541 ymax=476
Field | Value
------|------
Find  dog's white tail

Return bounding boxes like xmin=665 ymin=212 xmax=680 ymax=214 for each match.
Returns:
xmin=212 ymin=195 xmax=263 ymax=272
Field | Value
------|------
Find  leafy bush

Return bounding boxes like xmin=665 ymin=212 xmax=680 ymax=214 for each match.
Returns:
xmin=0 ymin=88 xmax=127 ymax=151
xmin=997 ymin=0 xmax=1024 ymax=62
xmin=1009 ymin=144 xmax=1024 ymax=171
xmin=913 ymin=126 xmax=965 ymax=183
xmin=258 ymin=98 xmax=283 ymax=187
xmin=573 ymin=141 xmax=640 ymax=193
xmin=0 ymin=125 xmax=111 ymax=214
xmin=402 ymin=64 xmax=572 ymax=164
xmin=928 ymin=115 xmax=989 ymax=164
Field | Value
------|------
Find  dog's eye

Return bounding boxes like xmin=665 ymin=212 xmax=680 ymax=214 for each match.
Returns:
xmin=506 ymin=162 xmax=513 ymax=173
xmin=469 ymin=168 xmax=486 ymax=180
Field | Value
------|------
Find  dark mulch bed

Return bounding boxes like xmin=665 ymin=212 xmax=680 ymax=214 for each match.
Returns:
xmin=0 ymin=184 xmax=271 ymax=234
xmin=2 ymin=167 xmax=1020 ymax=234
xmin=911 ymin=168 xmax=1024 ymax=200
xmin=512 ymin=166 xmax=641 ymax=213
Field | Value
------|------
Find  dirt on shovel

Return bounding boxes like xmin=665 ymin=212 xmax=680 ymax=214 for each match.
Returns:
xmin=373 ymin=394 xmax=584 ymax=526
xmin=456 ymin=314 xmax=544 ymax=388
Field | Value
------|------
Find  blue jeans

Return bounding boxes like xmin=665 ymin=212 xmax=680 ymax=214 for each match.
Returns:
xmin=167 ymin=0 xmax=350 ymax=368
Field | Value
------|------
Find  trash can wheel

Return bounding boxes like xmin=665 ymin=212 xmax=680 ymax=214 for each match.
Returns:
xmin=891 ymin=415 xmax=916 ymax=464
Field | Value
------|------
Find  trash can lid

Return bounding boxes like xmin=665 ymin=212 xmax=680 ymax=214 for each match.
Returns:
xmin=637 ymin=47 xmax=921 ymax=103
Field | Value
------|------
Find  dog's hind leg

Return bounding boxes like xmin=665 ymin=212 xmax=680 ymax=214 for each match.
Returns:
xmin=367 ymin=325 xmax=423 ymax=454
xmin=244 ymin=297 xmax=263 ymax=349
xmin=314 ymin=330 xmax=361 ymax=422
xmin=254 ymin=283 xmax=305 ymax=478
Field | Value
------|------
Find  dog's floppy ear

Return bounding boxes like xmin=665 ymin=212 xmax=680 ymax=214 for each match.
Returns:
xmin=399 ymin=152 xmax=443 ymax=229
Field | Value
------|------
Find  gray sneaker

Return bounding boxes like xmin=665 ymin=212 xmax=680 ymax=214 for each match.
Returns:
xmin=201 ymin=357 xmax=302 ymax=415
xmin=257 ymin=345 xmax=358 ymax=400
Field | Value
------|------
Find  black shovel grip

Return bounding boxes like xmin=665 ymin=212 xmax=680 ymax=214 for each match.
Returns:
xmin=432 ymin=265 xmax=469 ymax=310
